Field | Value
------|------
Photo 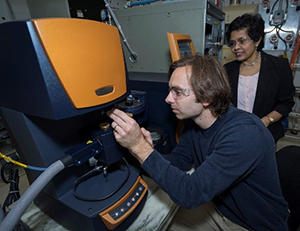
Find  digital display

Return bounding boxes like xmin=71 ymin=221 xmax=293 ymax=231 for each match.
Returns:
xmin=167 ymin=32 xmax=196 ymax=62
xmin=178 ymin=41 xmax=193 ymax=58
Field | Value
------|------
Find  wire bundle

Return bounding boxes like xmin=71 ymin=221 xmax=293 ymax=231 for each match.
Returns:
xmin=1 ymin=163 xmax=20 ymax=215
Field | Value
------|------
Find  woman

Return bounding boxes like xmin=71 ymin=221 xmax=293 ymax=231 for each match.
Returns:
xmin=224 ymin=13 xmax=295 ymax=143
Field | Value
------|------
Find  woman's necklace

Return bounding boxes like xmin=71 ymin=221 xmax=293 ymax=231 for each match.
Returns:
xmin=241 ymin=52 xmax=261 ymax=67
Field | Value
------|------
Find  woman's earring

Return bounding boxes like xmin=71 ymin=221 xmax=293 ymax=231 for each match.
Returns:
xmin=255 ymin=44 xmax=258 ymax=50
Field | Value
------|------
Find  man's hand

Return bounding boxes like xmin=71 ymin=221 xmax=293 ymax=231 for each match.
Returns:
xmin=107 ymin=108 xmax=154 ymax=163
xmin=141 ymin=127 xmax=153 ymax=147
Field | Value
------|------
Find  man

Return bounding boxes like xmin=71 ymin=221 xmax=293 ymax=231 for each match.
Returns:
xmin=108 ymin=54 xmax=289 ymax=230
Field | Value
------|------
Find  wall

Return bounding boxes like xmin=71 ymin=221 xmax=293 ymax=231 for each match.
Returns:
xmin=0 ymin=0 xmax=30 ymax=23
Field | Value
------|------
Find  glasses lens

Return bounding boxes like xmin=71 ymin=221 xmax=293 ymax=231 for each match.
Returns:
xmin=238 ymin=37 xmax=247 ymax=45
xmin=169 ymin=88 xmax=190 ymax=100
xmin=228 ymin=41 xmax=235 ymax=47
xmin=228 ymin=37 xmax=250 ymax=48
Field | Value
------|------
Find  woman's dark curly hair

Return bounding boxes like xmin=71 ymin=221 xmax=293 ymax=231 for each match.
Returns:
xmin=225 ymin=13 xmax=265 ymax=51
xmin=168 ymin=53 xmax=231 ymax=117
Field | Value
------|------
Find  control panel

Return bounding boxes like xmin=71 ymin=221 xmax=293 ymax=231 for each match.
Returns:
xmin=99 ymin=176 xmax=148 ymax=230
xmin=109 ymin=182 xmax=146 ymax=220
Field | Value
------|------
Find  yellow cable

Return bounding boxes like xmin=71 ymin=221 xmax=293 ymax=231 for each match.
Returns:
xmin=0 ymin=152 xmax=27 ymax=168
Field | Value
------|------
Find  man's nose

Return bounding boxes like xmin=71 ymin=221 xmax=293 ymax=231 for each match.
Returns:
xmin=165 ymin=91 xmax=174 ymax=104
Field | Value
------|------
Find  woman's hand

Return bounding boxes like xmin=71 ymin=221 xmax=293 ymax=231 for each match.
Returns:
xmin=261 ymin=116 xmax=271 ymax=127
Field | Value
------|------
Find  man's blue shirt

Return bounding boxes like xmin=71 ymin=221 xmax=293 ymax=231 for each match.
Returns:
xmin=142 ymin=106 xmax=289 ymax=230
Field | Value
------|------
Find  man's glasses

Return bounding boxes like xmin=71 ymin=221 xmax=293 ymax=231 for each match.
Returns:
xmin=227 ymin=37 xmax=251 ymax=48
xmin=168 ymin=87 xmax=191 ymax=100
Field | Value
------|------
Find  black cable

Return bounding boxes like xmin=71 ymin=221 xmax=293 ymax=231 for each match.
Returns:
xmin=2 ymin=168 xmax=20 ymax=214
xmin=73 ymin=158 xmax=130 ymax=201
xmin=1 ymin=162 xmax=11 ymax=184
xmin=269 ymin=0 xmax=280 ymax=26
xmin=278 ymin=26 xmax=296 ymax=34
xmin=276 ymin=26 xmax=288 ymax=52
xmin=1 ymin=163 xmax=32 ymax=230
xmin=265 ymin=27 xmax=277 ymax=34
xmin=0 ymin=123 xmax=5 ymax=132
xmin=0 ymin=133 xmax=9 ymax=141
xmin=269 ymin=0 xmax=288 ymax=27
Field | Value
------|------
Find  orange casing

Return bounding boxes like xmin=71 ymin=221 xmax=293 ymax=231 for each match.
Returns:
xmin=167 ymin=32 xmax=196 ymax=62
xmin=32 ymin=18 xmax=126 ymax=109
xmin=167 ymin=32 xmax=196 ymax=143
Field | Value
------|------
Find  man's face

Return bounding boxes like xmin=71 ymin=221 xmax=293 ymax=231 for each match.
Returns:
xmin=165 ymin=66 xmax=204 ymax=120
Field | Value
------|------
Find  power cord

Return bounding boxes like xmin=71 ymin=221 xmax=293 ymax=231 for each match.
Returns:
xmin=0 ymin=152 xmax=46 ymax=230
xmin=0 ymin=152 xmax=46 ymax=171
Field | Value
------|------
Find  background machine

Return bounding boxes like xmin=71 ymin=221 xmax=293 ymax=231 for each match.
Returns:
xmin=113 ymin=0 xmax=225 ymax=74
xmin=0 ymin=18 xmax=148 ymax=231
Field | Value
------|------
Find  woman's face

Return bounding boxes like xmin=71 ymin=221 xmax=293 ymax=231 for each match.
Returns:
xmin=229 ymin=28 xmax=259 ymax=62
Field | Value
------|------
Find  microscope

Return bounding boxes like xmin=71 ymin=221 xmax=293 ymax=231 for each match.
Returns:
xmin=0 ymin=18 xmax=148 ymax=230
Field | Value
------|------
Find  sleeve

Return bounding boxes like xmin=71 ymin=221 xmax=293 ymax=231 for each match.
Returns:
xmin=141 ymin=119 xmax=272 ymax=209
xmin=273 ymin=58 xmax=295 ymax=117
xmin=160 ymin=121 xmax=195 ymax=171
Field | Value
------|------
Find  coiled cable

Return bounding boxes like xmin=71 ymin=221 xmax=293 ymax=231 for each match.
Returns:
xmin=73 ymin=158 xmax=130 ymax=201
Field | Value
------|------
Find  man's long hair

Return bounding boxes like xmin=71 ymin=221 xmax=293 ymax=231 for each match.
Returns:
xmin=168 ymin=53 xmax=231 ymax=117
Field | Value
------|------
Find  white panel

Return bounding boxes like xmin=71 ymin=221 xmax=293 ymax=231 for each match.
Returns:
xmin=14 ymin=12 xmax=30 ymax=19
xmin=10 ymin=0 xmax=30 ymax=14
xmin=223 ymin=4 xmax=258 ymax=23
xmin=0 ymin=1 xmax=13 ymax=23
xmin=26 ymin=0 xmax=71 ymax=19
